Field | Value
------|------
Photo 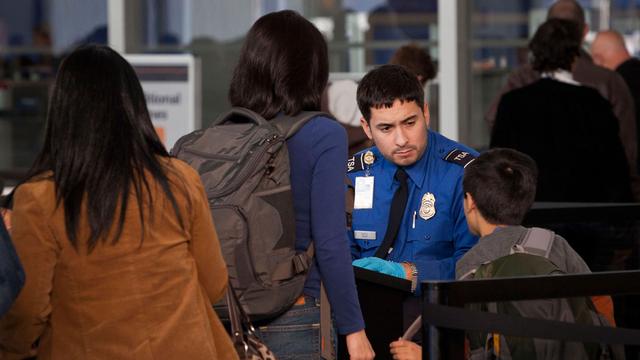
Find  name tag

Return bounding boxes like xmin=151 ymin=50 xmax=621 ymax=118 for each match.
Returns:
xmin=354 ymin=176 xmax=374 ymax=209
xmin=354 ymin=230 xmax=376 ymax=240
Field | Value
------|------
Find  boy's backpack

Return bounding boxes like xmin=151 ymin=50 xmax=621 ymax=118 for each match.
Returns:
xmin=465 ymin=228 xmax=621 ymax=360
xmin=171 ymin=107 xmax=328 ymax=320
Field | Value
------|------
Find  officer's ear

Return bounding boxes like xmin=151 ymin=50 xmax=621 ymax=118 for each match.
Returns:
xmin=360 ymin=117 xmax=373 ymax=140
xmin=423 ymin=103 xmax=430 ymax=129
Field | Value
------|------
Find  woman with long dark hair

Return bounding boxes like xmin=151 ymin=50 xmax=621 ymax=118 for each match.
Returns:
xmin=228 ymin=10 xmax=374 ymax=360
xmin=0 ymin=45 xmax=237 ymax=359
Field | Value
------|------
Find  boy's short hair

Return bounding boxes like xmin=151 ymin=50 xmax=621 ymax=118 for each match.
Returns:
xmin=356 ymin=64 xmax=424 ymax=122
xmin=463 ymin=148 xmax=538 ymax=225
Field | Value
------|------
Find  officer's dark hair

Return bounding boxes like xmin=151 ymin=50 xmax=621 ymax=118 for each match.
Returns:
xmin=357 ymin=64 xmax=424 ymax=123
xmin=463 ymin=148 xmax=538 ymax=225
xmin=228 ymin=10 xmax=328 ymax=120
xmin=530 ymin=18 xmax=582 ymax=72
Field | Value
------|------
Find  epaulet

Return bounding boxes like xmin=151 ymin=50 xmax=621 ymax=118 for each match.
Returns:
xmin=443 ymin=149 xmax=476 ymax=168
xmin=347 ymin=152 xmax=366 ymax=173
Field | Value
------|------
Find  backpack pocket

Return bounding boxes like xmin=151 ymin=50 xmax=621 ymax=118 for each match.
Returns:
xmin=251 ymin=185 xmax=298 ymax=285
xmin=210 ymin=204 xmax=257 ymax=291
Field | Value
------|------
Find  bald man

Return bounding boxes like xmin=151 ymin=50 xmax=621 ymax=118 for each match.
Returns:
xmin=591 ymin=31 xmax=633 ymax=70
xmin=593 ymin=30 xmax=640 ymax=171
xmin=485 ymin=0 xmax=640 ymax=199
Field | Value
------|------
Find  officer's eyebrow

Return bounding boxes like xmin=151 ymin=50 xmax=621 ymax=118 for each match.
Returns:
xmin=375 ymin=114 xmax=418 ymax=129
xmin=400 ymin=114 xmax=418 ymax=124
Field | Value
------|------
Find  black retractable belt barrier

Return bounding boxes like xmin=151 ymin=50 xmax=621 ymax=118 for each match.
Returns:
xmin=524 ymin=202 xmax=640 ymax=224
xmin=423 ymin=303 xmax=640 ymax=344
xmin=422 ymin=270 xmax=640 ymax=360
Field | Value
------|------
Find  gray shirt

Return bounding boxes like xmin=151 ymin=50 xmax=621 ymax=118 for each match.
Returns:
xmin=455 ymin=225 xmax=590 ymax=279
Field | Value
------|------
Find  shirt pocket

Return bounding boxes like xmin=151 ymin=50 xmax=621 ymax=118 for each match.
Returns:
xmin=351 ymin=209 xmax=381 ymax=251
xmin=408 ymin=214 xmax=454 ymax=259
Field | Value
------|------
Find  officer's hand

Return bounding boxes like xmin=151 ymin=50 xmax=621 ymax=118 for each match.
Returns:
xmin=352 ymin=257 xmax=406 ymax=278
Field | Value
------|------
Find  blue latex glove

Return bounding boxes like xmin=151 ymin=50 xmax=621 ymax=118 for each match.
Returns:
xmin=352 ymin=257 xmax=406 ymax=279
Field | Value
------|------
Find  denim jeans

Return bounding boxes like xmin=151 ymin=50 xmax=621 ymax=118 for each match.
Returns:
xmin=255 ymin=295 xmax=335 ymax=360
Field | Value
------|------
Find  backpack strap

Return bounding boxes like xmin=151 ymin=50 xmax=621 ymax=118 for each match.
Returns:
xmin=320 ymin=284 xmax=335 ymax=360
xmin=270 ymin=243 xmax=315 ymax=281
xmin=511 ymin=227 xmax=555 ymax=259
xmin=271 ymin=112 xmax=334 ymax=139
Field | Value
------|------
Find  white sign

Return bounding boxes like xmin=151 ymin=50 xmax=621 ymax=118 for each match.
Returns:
xmin=125 ymin=54 xmax=201 ymax=150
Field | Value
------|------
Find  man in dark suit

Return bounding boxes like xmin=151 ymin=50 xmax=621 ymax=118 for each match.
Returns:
xmin=592 ymin=30 xmax=640 ymax=172
xmin=485 ymin=0 xmax=640 ymax=199
xmin=490 ymin=19 xmax=632 ymax=203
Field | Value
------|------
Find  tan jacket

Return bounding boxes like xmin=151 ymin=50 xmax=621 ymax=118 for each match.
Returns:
xmin=0 ymin=158 xmax=238 ymax=360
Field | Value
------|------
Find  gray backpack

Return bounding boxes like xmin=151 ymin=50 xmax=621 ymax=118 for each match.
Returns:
xmin=465 ymin=229 xmax=622 ymax=360
xmin=171 ymin=107 xmax=327 ymax=320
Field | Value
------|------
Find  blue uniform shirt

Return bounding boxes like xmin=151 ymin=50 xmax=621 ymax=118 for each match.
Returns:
xmin=347 ymin=130 xmax=479 ymax=282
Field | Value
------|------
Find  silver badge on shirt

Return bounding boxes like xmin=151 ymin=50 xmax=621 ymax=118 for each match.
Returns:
xmin=419 ymin=192 xmax=436 ymax=220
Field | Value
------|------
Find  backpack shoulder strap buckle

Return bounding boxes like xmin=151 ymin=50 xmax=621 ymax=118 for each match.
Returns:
xmin=511 ymin=227 xmax=555 ymax=258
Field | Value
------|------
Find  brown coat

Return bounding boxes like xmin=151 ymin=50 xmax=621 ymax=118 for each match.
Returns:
xmin=0 ymin=159 xmax=238 ymax=360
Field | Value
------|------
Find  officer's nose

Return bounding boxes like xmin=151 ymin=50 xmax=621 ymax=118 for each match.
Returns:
xmin=395 ymin=128 xmax=409 ymax=147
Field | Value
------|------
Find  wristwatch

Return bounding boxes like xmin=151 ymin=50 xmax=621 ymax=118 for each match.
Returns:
xmin=404 ymin=262 xmax=418 ymax=293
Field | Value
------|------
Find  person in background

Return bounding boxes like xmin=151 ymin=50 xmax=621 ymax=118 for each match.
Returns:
xmin=0 ymin=44 xmax=237 ymax=360
xmin=591 ymin=30 xmax=638 ymax=72
xmin=323 ymin=78 xmax=371 ymax=155
xmin=490 ymin=18 xmax=632 ymax=203
xmin=228 ymin=10 xmax=374 ymax=360
xmin=389 ymin=43 xmax=437 ymax=88
xmin=592 ymin=30 xmax=640 ymax=171
xmin=485 ymin=0 xmax=640 ymax=199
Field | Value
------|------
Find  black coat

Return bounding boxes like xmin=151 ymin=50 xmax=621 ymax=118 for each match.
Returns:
xmin=617 ymin=58 xmax=640 ymax=171
xmin=490 ymin=78 xmax=632 ymax=202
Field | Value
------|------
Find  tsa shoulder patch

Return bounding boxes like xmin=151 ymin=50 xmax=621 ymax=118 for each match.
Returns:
xmin=444 ymin=149 xmax=476 ymax=168
xmin=347 ymin=153 xmax=366 ymax=173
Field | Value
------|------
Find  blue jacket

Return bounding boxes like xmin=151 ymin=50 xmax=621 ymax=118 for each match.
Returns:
xmin=347 ymin=130 xmax=479 ymax=282
xmin=1 ymin=216 xmax=25 ymax=316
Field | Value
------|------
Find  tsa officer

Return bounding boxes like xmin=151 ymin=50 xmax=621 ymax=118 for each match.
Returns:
xmin=348 ymin=65 xmax=479 ymax=290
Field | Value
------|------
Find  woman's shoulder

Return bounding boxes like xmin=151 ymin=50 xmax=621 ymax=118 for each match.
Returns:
xmin=15 ymin=173 xmax=54 ymax=198
xmin=164 ymin=157 xmax=201 ymax=182
xmin=13 ymin=175 xmax=56 ymax=213
xmin=296 ymin=115 xmax=347 ymax=141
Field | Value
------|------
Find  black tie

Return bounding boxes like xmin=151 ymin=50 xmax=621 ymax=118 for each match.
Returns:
xmin=375 ymin=168 xmax=409 ymax=259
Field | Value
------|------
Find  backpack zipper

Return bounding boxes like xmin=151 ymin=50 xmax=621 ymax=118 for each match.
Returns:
xmin=207 ymin=133 xmax=283 ymax=198
xmin=182 ymin=147 xmax=239 ymax=161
